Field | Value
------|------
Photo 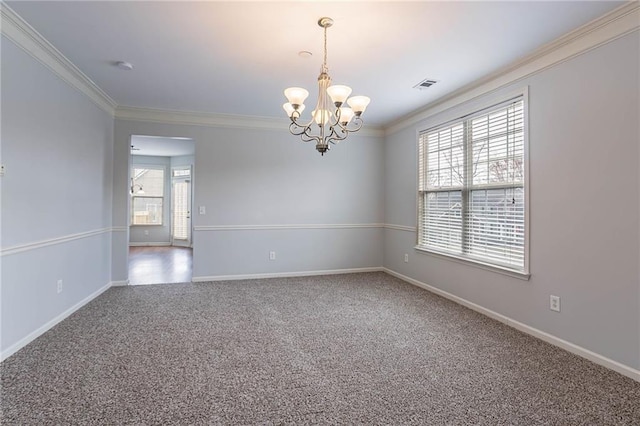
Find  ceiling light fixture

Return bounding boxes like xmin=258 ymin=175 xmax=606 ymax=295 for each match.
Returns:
xmin=283 ymin=17 xmax=370 ymax=156
xmin=130 ymin=180 xmax=144 ymax=195
xmin=116 ymin=61 xmax=134 ymax=71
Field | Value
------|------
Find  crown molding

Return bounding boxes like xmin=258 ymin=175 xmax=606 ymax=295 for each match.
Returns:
xmin=0 ymin=2 xmax=117 ymax=115
xmin=385 ymin=1 xmax=640 ymax=135
xmin=115 ymin=105 xmax=385 ymax=137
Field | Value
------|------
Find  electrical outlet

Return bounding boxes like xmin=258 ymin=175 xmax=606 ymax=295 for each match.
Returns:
xmin=269 ymin=251 xmax=276 ymax=260
xmin=404 ymin=253 xmax=409 ymax=263
xmin=144 ymin=230 xmax=149 ymax=235
xmin=550 ymin=295 xmax=561 ymax=312
xmin=57 ymin=279 xmax=63 ymax=294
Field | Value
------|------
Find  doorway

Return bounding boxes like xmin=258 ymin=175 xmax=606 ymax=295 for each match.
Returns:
xmin=128 ymin=135 xmax=195 ymax=285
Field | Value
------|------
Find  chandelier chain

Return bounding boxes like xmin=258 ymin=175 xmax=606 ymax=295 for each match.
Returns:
xmin=323 ymin=24 xmax=328 ymax=71
xmin=283 ymin=17 xmax=369 ymax=155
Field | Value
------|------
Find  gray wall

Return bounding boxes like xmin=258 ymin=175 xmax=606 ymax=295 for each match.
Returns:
xmin=1 ymin=36 xmax=114 ymax=354
xmin=112 ymin=120 xmax=384 ymax=281
xmin=383 ymin=33 xmax=640 ymax=369
xmin=3 ymin=5 xmax=636 ymax=377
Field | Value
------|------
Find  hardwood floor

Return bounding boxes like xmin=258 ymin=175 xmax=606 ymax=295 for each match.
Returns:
xmin=128 ymin=246 xmax=192 ymax=285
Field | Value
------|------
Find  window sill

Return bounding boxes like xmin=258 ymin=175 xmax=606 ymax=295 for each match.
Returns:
xmin=414 ymin=246 xmax=531 ymax=281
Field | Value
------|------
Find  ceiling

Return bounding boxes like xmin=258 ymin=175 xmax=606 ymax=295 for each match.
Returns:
xmin=6 ymin=1 xmax=625 ymax=127
xmin=130 ymin=135 xmax=195 ymax=157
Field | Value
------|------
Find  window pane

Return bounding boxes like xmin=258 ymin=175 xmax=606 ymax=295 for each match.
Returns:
xmin=471 ymin=100 xmax=524 ymax=186
xmin=132 ymin=197 xmax=163 ymax=225
xmin=466 ymin=188 xmax=524 ymax=268
xmin=421 ymin=191 xmax=462 ymax=252
xmin=133 ymin=168 xmax=164 ymax=196
xmin=173 ymin=169 xmax=191 ymax=177
xmin=424 ymin=123 xmax=464 ymax=190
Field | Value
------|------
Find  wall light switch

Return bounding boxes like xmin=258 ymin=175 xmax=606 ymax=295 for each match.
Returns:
xmin=404 ymin=253 xmax=409 ymax=263
xmin=199 ymin=206 xmax=206 ymax=215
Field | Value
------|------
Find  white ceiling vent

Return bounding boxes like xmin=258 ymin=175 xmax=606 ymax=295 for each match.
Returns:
xmin=414 ymin=79 xmax=438 ymax=90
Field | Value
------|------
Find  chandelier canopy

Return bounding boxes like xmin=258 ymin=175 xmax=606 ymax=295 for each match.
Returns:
xmin=283 ymin=17 xmax=370 ymax=156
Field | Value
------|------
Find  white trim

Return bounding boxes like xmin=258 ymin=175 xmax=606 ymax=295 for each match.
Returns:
xmin=0 ymin=281 xmax=112 ymax=362
xmin=1 ymin=227 xmax=118 ymax=257
xmin=194 ymin=223 xmax=385 ymax=231
xmin=0 ymin=2 xmax=116 ymax=115
xmin=128 ymin=242 xmax=171 ymax=247
xmin=116 ymin=105 xmax=385 ymax=137
xmin=111 ymin=226 xmax=128 ymax=232
xmin=110 ymin=280 xmax=129 ymax=287
xmin=384 ymin=224 xmax=416 ymax=232
xmin=414 ymin=246 xmax=531 ymax=281
xmin=414 ymin=87 xmax=530 ymax=280
xmin=383 ymin=268 xmax=640 ymax=383
xmin=385 ymin=2 xmax=640 ymax=135
xmin=192 ymin=267 xmax=383 ymax=282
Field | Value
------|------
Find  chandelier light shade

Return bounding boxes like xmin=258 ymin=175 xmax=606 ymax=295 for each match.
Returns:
xmin=283 ymin=17 xmax=370 ymax=155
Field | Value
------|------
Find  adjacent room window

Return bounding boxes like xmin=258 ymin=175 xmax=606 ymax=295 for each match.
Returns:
xmin=417 ymin=96 xmax=527 ymax=274
xmin=131 ymin=167 xmax=164 ymax=225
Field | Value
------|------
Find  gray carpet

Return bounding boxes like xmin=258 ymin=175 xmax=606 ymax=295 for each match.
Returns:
xmin=2 ymin=272 xmax=639 ymax=425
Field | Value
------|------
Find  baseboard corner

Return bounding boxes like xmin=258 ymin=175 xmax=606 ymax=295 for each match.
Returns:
xmin=193 ymin=266 xmax=384 ymax=282
xmin=0 ymin=281 xmax=112 ymax=362
xmin=382 ymin=267 xmax=640 ymax=383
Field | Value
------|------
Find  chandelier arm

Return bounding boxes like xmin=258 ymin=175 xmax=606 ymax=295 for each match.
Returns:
xmin=283 ymin=17 xmax=368 ymax=155
xmin=289 ymin=121 xmax=310 ymax=136
xmin=327 ymin=125 xmax=349 ymax=145
xmin=341 ymin=116 xmax=364 ymax=133
xmin=289 ymin=116 xmax=322 ymax=136
xmin=302 ymin=125 xmax=322 ymax=144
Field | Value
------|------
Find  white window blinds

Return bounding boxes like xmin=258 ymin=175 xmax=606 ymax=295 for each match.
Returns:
xmin=418 ymin=98 xmax=526 ymax=273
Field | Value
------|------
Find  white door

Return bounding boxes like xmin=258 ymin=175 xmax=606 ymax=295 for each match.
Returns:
xmin=171 ymin=168 xmax=192 ymax=247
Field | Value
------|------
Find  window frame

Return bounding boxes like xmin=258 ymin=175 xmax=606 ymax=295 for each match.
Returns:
xmin=131 ymin=165 xmax=166 ymax=227
xmin=414 ymin=88 xmax=530 ymax=279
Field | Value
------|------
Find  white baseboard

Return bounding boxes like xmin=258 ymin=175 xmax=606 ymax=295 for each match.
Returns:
xmin=128 ymin=242 xmax=171 ymax=247
xmin=0 ymin=281 xmax=112 ymax=362
xmin=110 ymin=280 xmax=129 ymax=287
xmin=383 ymin=268 xmax=640 ymax=383
xmin=192 ymin=267 xmax=384 ymax=282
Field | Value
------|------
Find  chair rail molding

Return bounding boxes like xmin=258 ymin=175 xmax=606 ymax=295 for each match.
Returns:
xmin=194 ymin=223 xmax=385 ymax=232
xmin=1 ymin=227 xmax=123 ymax=257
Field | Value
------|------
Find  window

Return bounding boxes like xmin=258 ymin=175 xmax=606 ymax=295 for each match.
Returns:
xmin=172 ymin=168 xmax=191 ymax=178
xmin=417 ymin=97 xmax=527 ymax=274
xmin=131 ymin=167 xmax=165 ymax=225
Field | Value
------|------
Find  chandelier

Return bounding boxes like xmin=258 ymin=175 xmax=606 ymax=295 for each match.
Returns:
xmin=283 ymin=17 xmax=370 ymax=155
